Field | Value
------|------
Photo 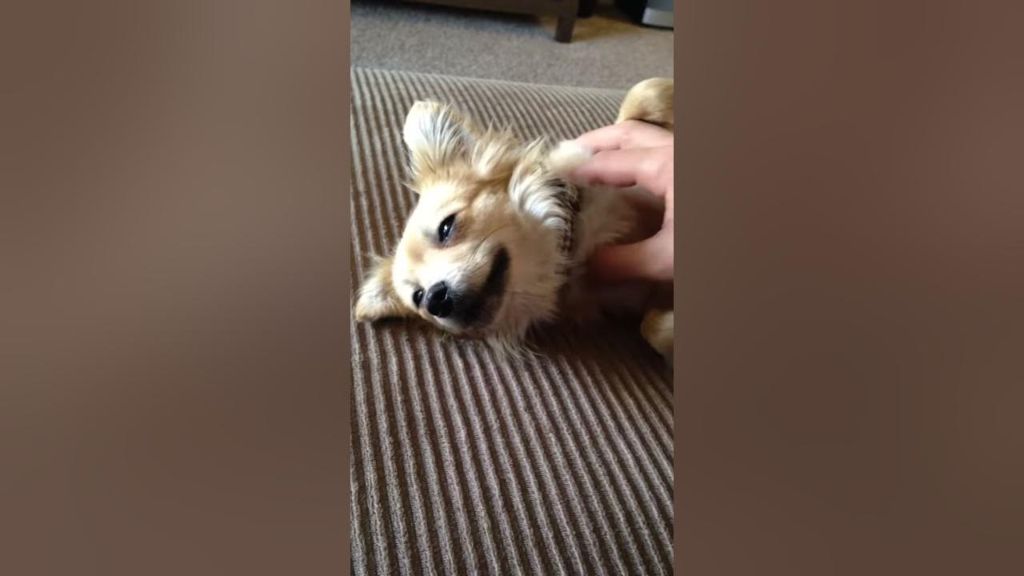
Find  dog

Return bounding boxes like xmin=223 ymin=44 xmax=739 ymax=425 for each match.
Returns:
xmin=354 ymin=78 xmax=674 ymax=364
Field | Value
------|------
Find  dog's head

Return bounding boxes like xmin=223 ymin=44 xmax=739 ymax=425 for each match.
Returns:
xmin=355 ymin=101 xmax=577 ymax=341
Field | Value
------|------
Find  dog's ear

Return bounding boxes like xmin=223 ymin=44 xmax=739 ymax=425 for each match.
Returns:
xmin=403 ymin=100 xmax=476 ymax=184
xmin=354 ymin=255 xmax=414 ymax=322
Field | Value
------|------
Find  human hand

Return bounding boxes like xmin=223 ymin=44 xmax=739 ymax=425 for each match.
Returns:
xmin=570 ymin=120 xmax=674 ymax=283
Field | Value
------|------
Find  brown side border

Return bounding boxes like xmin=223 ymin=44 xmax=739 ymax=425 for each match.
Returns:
xmin=0 ymin=2 xmax=352 ymax=575
xmin=676 ymin=2 xmax=1024 ymax=575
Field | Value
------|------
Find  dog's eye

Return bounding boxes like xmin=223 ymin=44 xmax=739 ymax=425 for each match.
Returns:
xmin=437 ymin=214 xmax=456 ymax=243
xmin=412 ymin=288 xmax=424 ymax=307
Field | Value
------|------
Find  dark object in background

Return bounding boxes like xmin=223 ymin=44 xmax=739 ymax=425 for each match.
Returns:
xmin=404 ymin=0 xmax=581 ymax=42
xmin=616 ymin=0 xmax=674 ymax=29
xmin=579 ymin=0 xmax=597 ymax=18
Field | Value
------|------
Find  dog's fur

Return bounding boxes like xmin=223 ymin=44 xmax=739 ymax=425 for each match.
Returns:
xmin=355 ymin=78 xmax=674 ymax=363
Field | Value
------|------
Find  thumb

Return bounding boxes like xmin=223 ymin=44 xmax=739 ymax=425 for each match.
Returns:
xmin=589 ymin=229 xmax=673 ymax=283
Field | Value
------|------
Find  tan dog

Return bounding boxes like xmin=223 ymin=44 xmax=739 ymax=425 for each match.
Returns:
xmin=355 ymin=78 xmax=674 ymax=363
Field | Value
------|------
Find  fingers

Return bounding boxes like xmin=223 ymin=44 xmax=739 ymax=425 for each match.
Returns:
xmin=570 ymin=146 xmax=672 ymax=196
xmin=574 ymin=121 xmax=675 ymax=283
xmin=575 ymin=120 xmax=673 ymax=153
xmin=589 ymin=228 xmax=674 ymax=283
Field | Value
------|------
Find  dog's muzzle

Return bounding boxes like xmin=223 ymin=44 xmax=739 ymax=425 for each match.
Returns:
xmin=431 ymin=246 xmax=511 ymax=327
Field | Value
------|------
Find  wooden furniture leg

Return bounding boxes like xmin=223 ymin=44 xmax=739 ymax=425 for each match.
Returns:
xmin=556 ymin=15 xmax=575 ymax=42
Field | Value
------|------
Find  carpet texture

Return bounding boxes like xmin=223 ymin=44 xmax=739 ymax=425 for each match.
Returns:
xmin=351 ymin=0 xmax=674 ymax=90
xmin=351 ymin=67 xmax=674 ymax=575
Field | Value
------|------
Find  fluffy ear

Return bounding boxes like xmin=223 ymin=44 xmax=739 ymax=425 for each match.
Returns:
xmin=402 ymin=100 xmax=477 ymax=183
xmin=354 ymin=256 xmax=413 ymax=322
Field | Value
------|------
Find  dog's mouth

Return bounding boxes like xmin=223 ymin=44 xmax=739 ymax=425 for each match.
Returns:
xmin=451 ymin=246 xmax=510 ymax=330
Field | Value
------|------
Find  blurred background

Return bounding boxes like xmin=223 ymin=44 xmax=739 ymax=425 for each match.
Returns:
xmin=351 ymin=0 xmax=673 ymax=89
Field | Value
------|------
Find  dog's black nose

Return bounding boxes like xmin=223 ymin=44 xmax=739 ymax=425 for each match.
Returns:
xmin=425 ymin=282 xmax=454 ymax=318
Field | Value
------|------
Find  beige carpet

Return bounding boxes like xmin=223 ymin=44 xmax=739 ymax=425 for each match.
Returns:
xmin=351 ymin=67 xmax=673 ymax=576
xmin=351 ymin=0 xmax=674 ymax=90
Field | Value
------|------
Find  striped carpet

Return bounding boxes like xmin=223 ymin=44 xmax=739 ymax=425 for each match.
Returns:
xmin=350 ymin=67 xmax=674 ymax=576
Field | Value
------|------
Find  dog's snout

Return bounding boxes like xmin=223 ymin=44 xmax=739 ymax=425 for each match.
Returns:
xmin=425 ymin=282 xmax=454 ymax=318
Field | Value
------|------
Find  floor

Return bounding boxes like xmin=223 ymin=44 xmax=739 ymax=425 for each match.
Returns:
xmin=351 ymin=0 xmax=674 ymax=90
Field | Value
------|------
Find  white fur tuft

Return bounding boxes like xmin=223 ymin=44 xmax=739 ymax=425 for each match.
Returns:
xmin=546 ymin=140 xmax=593 ymax=177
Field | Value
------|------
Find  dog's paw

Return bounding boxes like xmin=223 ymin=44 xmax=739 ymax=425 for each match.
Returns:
xmin=617 ymin=77 xmax=674 ymax=130
xmin=641 ymin=308 xmax=674 ymax=368
xmin=547 ymin=139 xmax=593 ymax=178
